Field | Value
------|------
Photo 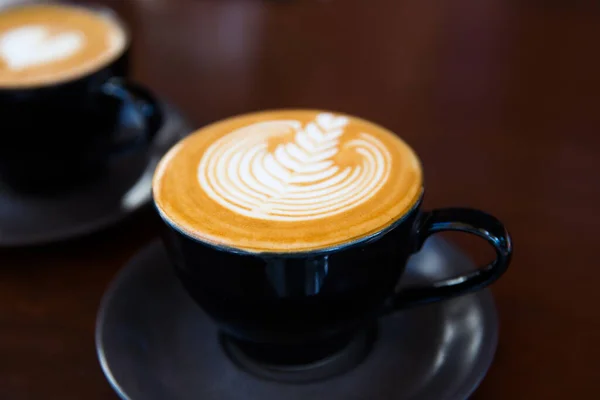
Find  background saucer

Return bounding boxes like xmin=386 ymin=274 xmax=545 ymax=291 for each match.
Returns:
xmin=96 ymin=237 xmax=499 ymax=400
xmin=0 ymin=102 xmax=192 ymax=247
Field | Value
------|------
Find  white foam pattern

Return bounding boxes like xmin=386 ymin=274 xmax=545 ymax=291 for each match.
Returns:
xmin=0 ymin=25 xmax=84 ymax=70
xmin=197 ymin=113 xmax=392 ymax=221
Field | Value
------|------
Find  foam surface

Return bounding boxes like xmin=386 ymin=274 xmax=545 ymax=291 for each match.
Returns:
xmin=198 ymin=113 xmax=393 ymax=221
xmin=154 ymin=110 xmax=423 ymax=253
xmin=0 ymin=4 xmax=126 ymax=87
xmin=1 ymin=25 xmax=84 ymax=70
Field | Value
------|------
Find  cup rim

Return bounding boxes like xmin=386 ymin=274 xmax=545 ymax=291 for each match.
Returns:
xmin=156 ymin=192 xmax=424 ymax=258
xmin=0 ymin=1 xmax=131 ymax=90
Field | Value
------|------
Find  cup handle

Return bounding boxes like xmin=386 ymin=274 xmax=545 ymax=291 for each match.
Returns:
xmin=100 ymin=78 xmax=163 ymax=153
xmin=389 ymin=208 xmax=513 ymax=310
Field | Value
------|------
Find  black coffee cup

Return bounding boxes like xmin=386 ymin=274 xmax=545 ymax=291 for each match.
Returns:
xmin=0 ymin=3 xmax=162 ymax=194
xmin=159 ymin=199 xmax=512 ymax=360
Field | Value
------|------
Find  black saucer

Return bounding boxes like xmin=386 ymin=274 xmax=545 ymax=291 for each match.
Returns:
xmin=0 ymin=102 xmax=192 ymax=246
xmin=96 ymin=237 xmax=499 ymax=400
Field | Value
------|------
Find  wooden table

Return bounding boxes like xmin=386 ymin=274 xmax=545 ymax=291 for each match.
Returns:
xmin=1 ymin=0 xmax=599 ymax=398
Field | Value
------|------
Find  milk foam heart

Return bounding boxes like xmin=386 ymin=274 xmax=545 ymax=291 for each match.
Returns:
xmin=0 ymin=25 xmax=84 ymax=70
xmin=153 ymin=110 xmax=423 ymax=253
xmin=0 ymin=4 xmax=127 ymax=87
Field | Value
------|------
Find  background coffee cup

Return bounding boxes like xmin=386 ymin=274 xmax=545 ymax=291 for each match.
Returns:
xmin=0 ymin=3 xmax=162 ymax=194
xmin=158 ymin=199 xmax=512 ymax=360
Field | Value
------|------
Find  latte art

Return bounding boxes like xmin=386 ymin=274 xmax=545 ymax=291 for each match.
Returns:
xmin=0 ymin=25 xmax=84 ymax=71
xmin=154 ymin=110 xmax=423 ymax=253
xmin=198 ymin=114 xmax=392 ymax=221
xmin=0 ymin=4 xmax=127 ymax=88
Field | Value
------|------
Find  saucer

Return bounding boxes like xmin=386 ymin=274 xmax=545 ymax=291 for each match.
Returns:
xmin=0 ymin=102 xmax=192 ymax=247
xmin=96 ymin=237 xmax=499 ymax=400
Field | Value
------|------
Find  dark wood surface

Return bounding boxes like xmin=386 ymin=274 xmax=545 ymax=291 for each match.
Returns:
xmin=1 ymin=0 xmax=599 ymax=398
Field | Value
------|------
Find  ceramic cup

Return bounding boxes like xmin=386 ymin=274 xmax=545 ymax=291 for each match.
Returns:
xmin=0 ymin=2 xmax=162 ymax=194
xmin=152 ymin=110 xmax=513 ymax=362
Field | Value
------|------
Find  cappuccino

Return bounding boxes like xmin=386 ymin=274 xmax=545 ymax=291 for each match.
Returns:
xmin=0 ymin=4 xmax=127 ymax=88
xmin=153 ymin=110 xmax=423 ymax=253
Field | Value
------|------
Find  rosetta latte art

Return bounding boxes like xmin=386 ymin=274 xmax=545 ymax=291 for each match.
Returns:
xmin=197 ymin=113 xmax=392 ymax=221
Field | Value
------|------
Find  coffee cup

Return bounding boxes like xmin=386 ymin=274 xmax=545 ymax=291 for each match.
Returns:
xmin=0 ymin=2 xmax=162 ymax=194
xmin=152 ymin=110 xmax=512 ymax=361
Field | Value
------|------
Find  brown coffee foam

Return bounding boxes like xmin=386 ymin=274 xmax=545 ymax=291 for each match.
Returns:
xmin=0 ymin=4 xmax=127 ymax=88
xmin=153 ymin=110 xmax=423 ymax=253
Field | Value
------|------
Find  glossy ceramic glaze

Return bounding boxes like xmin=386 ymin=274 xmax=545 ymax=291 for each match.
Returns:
xmin=160 ymin=198 xmax=511 ymax=352
xmin=0 ymin=102 xmax=191 ymax=246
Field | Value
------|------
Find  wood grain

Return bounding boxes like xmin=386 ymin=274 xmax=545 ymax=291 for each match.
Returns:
xmin=1 ymin=0 xmax=599 ymax=398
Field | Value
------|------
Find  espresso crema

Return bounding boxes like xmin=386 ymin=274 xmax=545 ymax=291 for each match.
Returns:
xmin=0 ymin=4 xmax=127 ymax=88
xmin=153 ymin=110 xmax=423 ymax=253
